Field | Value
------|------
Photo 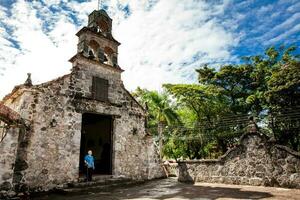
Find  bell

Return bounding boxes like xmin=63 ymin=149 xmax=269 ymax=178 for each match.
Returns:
xmin=98 ymin=50 xmax=108 ymax=63
xmin=88 ymin=50 xmax=95 ymax=59
xmin=98 ymin=50 xmax=105 ymax=63
xmin=112 ymin=56 xmax=118 ymax=67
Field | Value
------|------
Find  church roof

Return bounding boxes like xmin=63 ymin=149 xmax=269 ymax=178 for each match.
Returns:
xmin=76 ymin=27 xmax=120 ymax=45
xmin=89 ymin=9 xmax=111 ymax=20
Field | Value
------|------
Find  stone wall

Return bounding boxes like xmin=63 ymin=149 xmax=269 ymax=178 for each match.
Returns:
xmin=145 ymin=136 xmax=166 ymax=180
xmin=1 ymin=58 xmax=165 ymax=192
xmin=0 ymin=127 xmax=20 ymax=192
xmin=178 ymin=132 xmax=300 ymax=188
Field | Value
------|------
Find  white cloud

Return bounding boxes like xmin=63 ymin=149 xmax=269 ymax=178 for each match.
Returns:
xmin=0 ymin=0 xmax=77 ymax=98
xmin=287 ymin=1 xmax=300 ymax=13
xmin=112 ymin=0 xmax=236 ymax=91
xmin=261 ymin=12 xmax=300 ymax=45
xmin=269 ymin=12 xmax=300 ymax=34
xmin=266 ymin=23 xmax=300 ymax=44
xmin=0 ymin=0 xmax=236 ymax=98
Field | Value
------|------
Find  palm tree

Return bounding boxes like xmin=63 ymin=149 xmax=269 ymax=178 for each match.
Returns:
xmin=133 ymin=88 xmax=180 ymax=159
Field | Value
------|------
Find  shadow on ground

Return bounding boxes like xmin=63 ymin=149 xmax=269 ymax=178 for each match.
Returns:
xmin=117 ymin=179 xmax=273 ymax=200
xmin=32 ymin=178 xmax=275 ymax=200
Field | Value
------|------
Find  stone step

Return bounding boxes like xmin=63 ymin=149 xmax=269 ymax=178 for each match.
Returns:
xmin=78 ymin=174 xmax=113 ymax=182
xmin=56 ymin=179 xmax=144 ymax=195
xmin=67 ymin=177 xmax=132 ymax=188
xmin=29 ymin=176 xmax=145 ymax=198
xmin=63 ymin=181 xmax=137 ymax=193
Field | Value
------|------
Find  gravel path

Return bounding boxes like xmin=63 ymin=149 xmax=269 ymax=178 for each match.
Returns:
xmin=34 ymin=178 xmax=300 ymax=200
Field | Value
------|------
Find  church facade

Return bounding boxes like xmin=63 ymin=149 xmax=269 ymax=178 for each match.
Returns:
xmin=0 ymin=9 xmax=165 ymax=192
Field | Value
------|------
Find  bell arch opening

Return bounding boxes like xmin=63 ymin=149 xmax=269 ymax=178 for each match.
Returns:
xmin=103 ymin=46 xmax=114 ymax=66
xmin=88 ymin=40 xmax=100 ymax=56
xmin=97 ymin=20 xmax=109 ymax=33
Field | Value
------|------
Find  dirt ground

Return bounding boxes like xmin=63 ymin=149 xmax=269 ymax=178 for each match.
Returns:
xmin=35 ymin=178 xmax=300 ymax=200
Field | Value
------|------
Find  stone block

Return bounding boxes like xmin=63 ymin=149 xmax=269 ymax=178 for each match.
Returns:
xmin=285 ymin=164 xmax=296 ymax=173
xmin=249 ymin=178 xmax=262 ymax=186
xmin=0 ymin=182 xmax=12 ymax=191
xmin=255 ymin=164 xmax=266 ymax=173
xmin=2 ymin=172 xmax=12 ymax=181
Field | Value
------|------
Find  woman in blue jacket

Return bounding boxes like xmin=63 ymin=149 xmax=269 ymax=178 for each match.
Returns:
xmin=84 ymin=150 xmax=95 ymax=181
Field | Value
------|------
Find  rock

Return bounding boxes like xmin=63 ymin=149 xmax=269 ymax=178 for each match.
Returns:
xmin=7 ymin=191 xmax=16 ymax=197
xmin=2 ymin=172 xmax=12 ymax=181
xmin=17 ymin=192 xmax=24 ymax=197
xmin=0 ymin=182 xmax=12 ymax=191
xmin=249 ymin=178 xmax=262 ymax=186
xmin=255 ymin=164 xmax=266 ymax=173
xmin=286 ymin=164 xmax=296 ymax=173
xmin=0 ymin=190 xmax=7 ymax=198
xmin=289 ymin=173 xmax=300 ymax=184
xmin=14 ymin=159 xmax=28 ymax=171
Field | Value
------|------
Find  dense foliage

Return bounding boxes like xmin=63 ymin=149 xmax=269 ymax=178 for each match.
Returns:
xmin=133 ymin=46 xmax=300 ymax=160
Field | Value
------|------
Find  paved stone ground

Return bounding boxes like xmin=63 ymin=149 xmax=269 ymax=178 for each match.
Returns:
xmin=34 ymin=178 xmax=300 ymax=200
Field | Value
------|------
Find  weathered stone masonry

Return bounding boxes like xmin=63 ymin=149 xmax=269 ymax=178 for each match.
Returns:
xmin=0 ymin=127 xmax=20 ymax=191
xmin=0 ymin=9 xmax=165 ymax=194
xmin=0 ymin=103 xmax=29 ymax=194
xmin=178 ymin=132 xmax=300 ymax=188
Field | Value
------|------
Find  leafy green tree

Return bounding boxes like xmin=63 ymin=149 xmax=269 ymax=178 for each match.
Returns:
xmin=164 ymin=45 xmax=300 ymax=157
xmin=132 ymin=88 xmax=180 ymax=159
xmin=133 ymin=45 xmax=300 ymax=159
xmin=132 ymin=87 xmax=180 ymax=128
xmin=267 ymin=60 xmax=300 ymax=150
xmin=197 ymin=64 xmax=255 ymax=114
xmin=163 ymin=84 xmax=227 ymax=124
xmin=195 ymin=45 xmax=300 ymax=151
xmin=163 ymin=84 xmax=234 ymax=157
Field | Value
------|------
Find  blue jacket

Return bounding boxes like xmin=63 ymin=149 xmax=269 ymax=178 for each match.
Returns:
xmin=84 ymin=155 xmax=95 ymax=169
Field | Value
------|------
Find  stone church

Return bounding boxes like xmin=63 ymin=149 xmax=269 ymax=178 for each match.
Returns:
xmin=0 ymin=9 xmax=165 ymax=192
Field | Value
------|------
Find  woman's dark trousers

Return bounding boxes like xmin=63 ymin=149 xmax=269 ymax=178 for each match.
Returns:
xmin=86 ymin=167 xmax=93 ymax=181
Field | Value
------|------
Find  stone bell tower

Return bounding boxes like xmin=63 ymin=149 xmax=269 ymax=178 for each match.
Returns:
xmin=75 ymin=9 xmax=121 ymax=68
xmin=68 ymin=9 xmax=124 ymax=103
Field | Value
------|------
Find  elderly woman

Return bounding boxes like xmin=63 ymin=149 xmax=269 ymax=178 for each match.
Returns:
xmin=84 ymin=150 xmax=95 ymax=182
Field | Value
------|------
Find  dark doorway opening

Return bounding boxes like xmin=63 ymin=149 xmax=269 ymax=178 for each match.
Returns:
xmin=79 ymin=113 xmax=113 ymax=175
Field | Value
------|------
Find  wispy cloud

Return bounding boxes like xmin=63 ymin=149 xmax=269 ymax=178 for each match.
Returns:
xmin=0 ymin=0 xmax=236 ymax=98
xmin=262 ymin=12 xmax=300 ymax=44
xmin=267 ymin=23 xmax=300 ymax=44
xmin=0 ymin=0 xmax=299 ymax=99
xmin=226 ymin=0 xmax=300 ymax=57
xmin=112 ymin=0 xmax=236 ymax=90
xmin=0 ymin=0 xmax=77 ymax=98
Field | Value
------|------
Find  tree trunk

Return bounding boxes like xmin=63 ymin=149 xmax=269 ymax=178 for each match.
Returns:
xmin=158 ymin=122 xmax=163 ymax=161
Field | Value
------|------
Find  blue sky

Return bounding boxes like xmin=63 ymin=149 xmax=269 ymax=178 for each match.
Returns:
xmin=0 ymin=0 xmax=299 ymax=98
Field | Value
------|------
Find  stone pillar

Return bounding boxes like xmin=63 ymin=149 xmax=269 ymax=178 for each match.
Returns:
xmin=158 ymin=123 xmax=163 ymax=161
xmin=247 ymin=116 xmax=258 ymax=133
xmin=24 ymin=73 xmax=32 ymax=86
